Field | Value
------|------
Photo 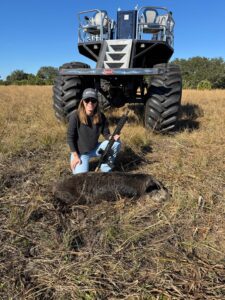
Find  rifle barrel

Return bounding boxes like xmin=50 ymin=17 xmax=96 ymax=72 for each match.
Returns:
xmin=95 ymin=111 xmax=128 ymax=172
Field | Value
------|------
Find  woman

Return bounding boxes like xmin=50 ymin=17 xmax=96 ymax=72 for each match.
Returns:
xmin=67 ymin=88 xmax=121 ymax=174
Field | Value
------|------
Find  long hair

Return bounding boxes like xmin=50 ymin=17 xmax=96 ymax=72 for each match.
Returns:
xmin=77 ymin=99 xmax=102 ymax=125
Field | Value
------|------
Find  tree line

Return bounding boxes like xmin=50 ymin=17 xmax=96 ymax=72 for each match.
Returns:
xmin=173 ymin=57 xmax=225 ymax=89
xmin=0 ymin=67 xmax=58 ymax=85
xmin=0 ymin=57 xmax=225 ymax=89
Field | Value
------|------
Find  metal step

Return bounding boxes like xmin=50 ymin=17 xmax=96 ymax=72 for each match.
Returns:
xmin=109 ymin=44 xmax=127 ymax=52
xmin=104 ymin=39 xmax=132 ymax=68
xmin=103 ymin=62 xmax=124 ymax=68
xmin=105 ymin=52 xmax=127 ymax=62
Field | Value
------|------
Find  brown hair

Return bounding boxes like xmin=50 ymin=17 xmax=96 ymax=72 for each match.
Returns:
xmin=77 ymin=99 xmax=102 ymax=125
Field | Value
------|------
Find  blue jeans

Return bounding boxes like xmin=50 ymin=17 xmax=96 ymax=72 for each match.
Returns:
xmin=71 ymin=140 xmax=121 ymax=174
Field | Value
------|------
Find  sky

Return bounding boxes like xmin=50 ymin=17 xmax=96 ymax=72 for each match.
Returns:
xmin=0 ymin=0 xmax=225 ymax=79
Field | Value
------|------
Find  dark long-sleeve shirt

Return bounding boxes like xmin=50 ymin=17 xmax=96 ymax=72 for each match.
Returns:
xmin=67 ymin=111 xmax=110 ymax=154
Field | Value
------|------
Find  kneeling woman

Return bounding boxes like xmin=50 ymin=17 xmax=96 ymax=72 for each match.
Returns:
xmin=67 ymin=88 xmax=121 ymax=174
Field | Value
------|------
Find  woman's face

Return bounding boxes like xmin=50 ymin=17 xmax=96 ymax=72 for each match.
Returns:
xmin=83 ymin=98 xmax=97 ymax=115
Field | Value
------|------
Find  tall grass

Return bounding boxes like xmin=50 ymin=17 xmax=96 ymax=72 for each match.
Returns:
xmin=0 ymin=86 xmax=225 ymax=299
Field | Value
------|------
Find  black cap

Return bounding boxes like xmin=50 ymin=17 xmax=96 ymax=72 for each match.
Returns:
xmin=82 ymin=88 xmax=98 ymax=100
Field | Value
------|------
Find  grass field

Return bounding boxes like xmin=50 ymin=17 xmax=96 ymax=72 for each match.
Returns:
xmin=0 ymin=86 xmax=225 ymax=299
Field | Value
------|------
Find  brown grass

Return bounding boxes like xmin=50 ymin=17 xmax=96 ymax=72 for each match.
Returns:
xmin=0 ymin=86 xmax=225 ymax=299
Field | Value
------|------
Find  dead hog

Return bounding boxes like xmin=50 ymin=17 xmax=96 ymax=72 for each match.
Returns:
xmin=52 ymin=172 xmax=168 ymax=208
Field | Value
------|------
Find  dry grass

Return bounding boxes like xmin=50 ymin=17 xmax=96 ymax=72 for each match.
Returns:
xmin=0 ymin=86 xmax=224 ymax=299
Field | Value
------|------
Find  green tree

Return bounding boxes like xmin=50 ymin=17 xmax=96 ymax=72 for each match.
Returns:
xmin=197 ymin=80 xmax=212 ymax=90
xmin=207 ymin=58 xmax=225 ymax=88
xmin=212 ymin=75 xmax=225 ymax=89
xmin=35 ymin=77 xmax=46 ymax=85
xmin=36 ymin=66 xmax=58 ymax=83
xmin=6 ymin=70 xmax=29 ymax=83
xmin=27 ymin=74 xmax=37 ymax=85
xmin=173 ymin=57 xmax=225 ymax=89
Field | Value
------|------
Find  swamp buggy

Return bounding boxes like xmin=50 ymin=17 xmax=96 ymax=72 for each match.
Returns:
xmin=53 ymin=5 xmax=182 ymax=132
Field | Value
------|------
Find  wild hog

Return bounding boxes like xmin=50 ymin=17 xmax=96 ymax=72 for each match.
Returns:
xmin=52 ymin=172 xmax=168 ymax=209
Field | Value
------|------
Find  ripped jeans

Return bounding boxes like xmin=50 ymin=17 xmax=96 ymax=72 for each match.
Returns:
xmin=71 ymin=140 xmax=121 ymax=174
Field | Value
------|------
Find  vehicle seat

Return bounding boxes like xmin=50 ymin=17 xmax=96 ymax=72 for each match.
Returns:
xmin=94 ymin=11 xmax=108 ymax=27
xmin=156 ymin=15 xmax=168 ymax=27
xmin=84 ymin=10 xmax=109 ymax=35
xmin=141 ymin=8 xmax=162 ymax=34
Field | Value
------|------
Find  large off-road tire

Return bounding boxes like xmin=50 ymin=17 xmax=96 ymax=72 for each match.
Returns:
xmin=52 ymin=62 xmax=91 ymax=122
xmin=145 ymin=63 xmax=182 ymax=132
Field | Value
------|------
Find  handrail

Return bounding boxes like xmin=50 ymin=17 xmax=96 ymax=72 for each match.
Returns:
xmin=78 ymin=9 xmax=110 ymax=42
xmin=136 ymin=6 xmax=174 ymax=44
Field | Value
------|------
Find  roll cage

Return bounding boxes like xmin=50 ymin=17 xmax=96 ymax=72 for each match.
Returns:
xmin=78 ymin=6 xmax=175 ymax=46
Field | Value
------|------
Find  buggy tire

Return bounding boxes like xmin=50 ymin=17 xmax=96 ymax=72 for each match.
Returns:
xmin=145 ymin=63 xmax=182 ymax=133
xmin=52 ymin=62 xmax=91 ymax=122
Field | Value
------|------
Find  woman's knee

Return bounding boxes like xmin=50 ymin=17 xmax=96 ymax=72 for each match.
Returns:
xmin=71 ymin=154 xmax=89 ymax=174
xmin=96 ymin=139 xmax=121 ymax=157
xmin=99 ymin=140 xmax=108 ymax=150
xmin=112 ymin=140 xmax=121 ymax=152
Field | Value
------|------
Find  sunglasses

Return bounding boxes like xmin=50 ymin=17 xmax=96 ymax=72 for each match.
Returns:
xmin=83 ymin=98 xmax=97 ymax=104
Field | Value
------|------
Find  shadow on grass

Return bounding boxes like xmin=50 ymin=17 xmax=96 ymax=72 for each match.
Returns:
xmin=176 ymin=103 xmax=203 ymax=132
xmin=127 ymin=103 xmax=203 ymax=133
xmin=106 ymin=102 xmax=203 ymax=133
xmin=128 ymin=103 xmax=203 ymax=133
xmin=89 ymin=145 xmax=153 ymax=172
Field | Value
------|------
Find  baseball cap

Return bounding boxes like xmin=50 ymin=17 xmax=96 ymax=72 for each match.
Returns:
xmin=82 ymin=88 xmax=98 ymax=100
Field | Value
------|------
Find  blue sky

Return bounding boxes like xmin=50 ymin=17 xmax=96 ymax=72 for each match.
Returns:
xmin=0 ymin=0 xmax=225 ymax=79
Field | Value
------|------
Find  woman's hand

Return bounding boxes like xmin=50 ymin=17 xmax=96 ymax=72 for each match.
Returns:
xmin=113 ymin=134 xmax=120 ymax=141
xmin=70 ymin=153 xmax=81 ymax=171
